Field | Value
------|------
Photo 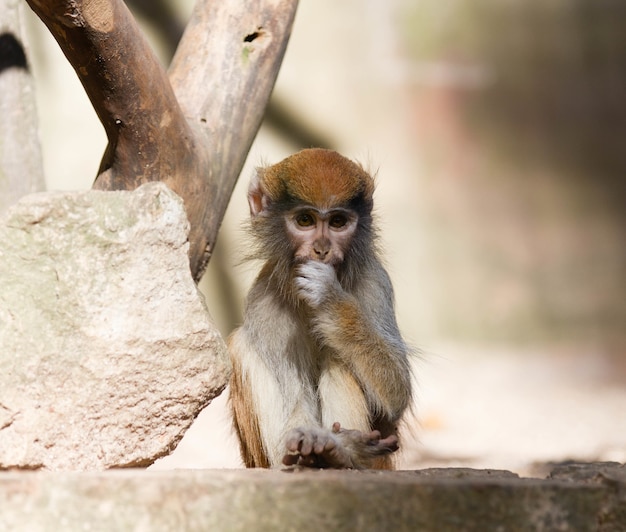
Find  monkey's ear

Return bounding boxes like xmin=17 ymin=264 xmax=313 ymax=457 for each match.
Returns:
xmin=248 ymin=171 xmax=271 ymax=217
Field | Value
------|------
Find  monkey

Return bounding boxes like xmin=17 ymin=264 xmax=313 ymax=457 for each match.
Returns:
xmin=228 ymin=148 xmax=412 ymax=469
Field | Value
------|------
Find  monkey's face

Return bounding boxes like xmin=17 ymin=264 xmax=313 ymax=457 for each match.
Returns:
xmin=285 ymin=206 xmax=358 ymax=267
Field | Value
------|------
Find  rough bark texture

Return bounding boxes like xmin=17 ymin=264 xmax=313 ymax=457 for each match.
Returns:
xmin=167 ymin=0 xmax=298 ymax=276
xmin=0 ymin=183 xmax=229 ymax=471
xmin=0 ymin=0 xmax=45 ymax=214
xmin=23 ymin=0 xmax=298 ymax=280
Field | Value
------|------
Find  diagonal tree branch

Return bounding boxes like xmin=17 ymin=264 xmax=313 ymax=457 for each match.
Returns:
xmin=169 ymin=0 xmax=298 ymax=276
xmin=23 ymin=0 xmax=298 ymax=280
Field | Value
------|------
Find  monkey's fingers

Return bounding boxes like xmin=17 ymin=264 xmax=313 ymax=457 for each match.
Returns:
xmin=368 ymin=434 xmax=399 ymax=454
xmin=299 ymin=439 xmax=314 ymax=456
xmin=332 ymin=423 xmax=383 ymax=445
xmin=314 ymin=436 xmax=336 ymax=455
xmin=294 ymin=262 xmax=338 ymax=308
xmin=285 ymin=429 xmax=309 ymax=454
xmin=363 ymin=429 xmax=382 ymax=443
xmin=332 ymin=423 xmax=399 ymax=458
xmin=283 ymin=430 xmax=310 ymax=466
xmin=285 ymin=427 xmax=333 ymax=459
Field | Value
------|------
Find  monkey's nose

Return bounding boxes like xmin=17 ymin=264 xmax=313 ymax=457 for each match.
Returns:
xmin=313 ymin=238 xmax=331 ymax=259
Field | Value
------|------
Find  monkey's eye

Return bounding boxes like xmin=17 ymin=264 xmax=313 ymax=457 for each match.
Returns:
xmin=295 ymin=213 xmax=315 ymax=227
xmin=329 ymin=214 xmax=348 ymax=229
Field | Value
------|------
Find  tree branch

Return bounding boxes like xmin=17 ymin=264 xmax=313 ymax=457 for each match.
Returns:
xmin=169 ymin=0 xmax=298 ymax=276
xmin=24 ymin=0 xmax=298 ymax=280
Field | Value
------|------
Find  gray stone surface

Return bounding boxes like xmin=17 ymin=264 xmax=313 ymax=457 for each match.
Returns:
xmin=0 ymin=464 xmax=624 ymax=531
xmin=0 ymin=182 xmax=229 ymax=471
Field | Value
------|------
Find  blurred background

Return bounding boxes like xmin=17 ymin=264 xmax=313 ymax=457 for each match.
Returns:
xmin=23 ymin=0 xmax=625 ymax=474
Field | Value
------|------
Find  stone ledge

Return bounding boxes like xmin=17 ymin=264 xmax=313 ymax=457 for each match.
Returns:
xmin=0 ymin=463 xmax=624 ymax=531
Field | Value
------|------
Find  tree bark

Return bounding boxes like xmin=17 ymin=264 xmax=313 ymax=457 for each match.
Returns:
xmin=23 ymin=0 xmax=298 ymax=280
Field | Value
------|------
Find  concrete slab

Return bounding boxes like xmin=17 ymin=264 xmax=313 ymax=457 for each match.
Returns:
xmin=1 ymin=464 xmax=624 ymax=531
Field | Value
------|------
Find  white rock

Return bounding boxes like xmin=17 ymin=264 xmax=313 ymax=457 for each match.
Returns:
xmin=0 ymin=182 xmax=230 ymax=470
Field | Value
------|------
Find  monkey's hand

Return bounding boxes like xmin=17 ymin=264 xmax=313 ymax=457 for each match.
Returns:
xmin=294 ymin=261 xmax=341 ymax=308
xmin=282 ymin=423 xmax=398 ymax=469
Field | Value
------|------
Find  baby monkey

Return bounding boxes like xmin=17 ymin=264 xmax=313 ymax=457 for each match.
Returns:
xmin=229 ymin=148 xmax=412 ymax=469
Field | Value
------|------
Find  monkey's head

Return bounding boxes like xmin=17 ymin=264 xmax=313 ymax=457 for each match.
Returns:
xmin=248 ymin=149 xmax=376 ymax=271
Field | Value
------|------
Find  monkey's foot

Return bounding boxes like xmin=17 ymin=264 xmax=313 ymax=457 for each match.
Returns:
xmin=282 ymin=422 xmax=398 ymax=469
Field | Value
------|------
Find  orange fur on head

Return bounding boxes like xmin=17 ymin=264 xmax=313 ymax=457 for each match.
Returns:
xmin=259 ymin=148 xmax=375 ymax=210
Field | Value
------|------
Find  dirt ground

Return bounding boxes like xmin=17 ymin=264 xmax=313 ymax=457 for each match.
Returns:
xmin=151 ymin=343 xmax=626 ymax=476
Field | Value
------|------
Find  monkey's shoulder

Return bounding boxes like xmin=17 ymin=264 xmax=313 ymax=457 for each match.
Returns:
xmin=348 ymin=262 xmax=395 ymax=305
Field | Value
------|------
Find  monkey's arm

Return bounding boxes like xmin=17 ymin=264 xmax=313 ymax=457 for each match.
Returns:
xmin=295 ymin=261 xmax=412 ymax=424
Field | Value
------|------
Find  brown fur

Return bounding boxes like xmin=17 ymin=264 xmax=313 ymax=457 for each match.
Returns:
xmin=229 ymin=350 xmax=268 ymax=468
xmin=259 ymin=148 xmax=375 ymax=209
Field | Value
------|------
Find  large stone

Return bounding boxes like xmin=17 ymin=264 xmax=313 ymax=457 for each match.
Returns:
xmin=0 ymin=182 xmax=229 ymax=471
